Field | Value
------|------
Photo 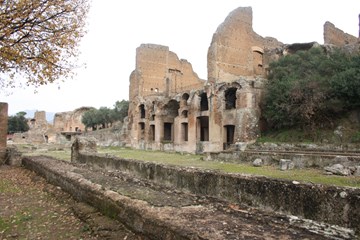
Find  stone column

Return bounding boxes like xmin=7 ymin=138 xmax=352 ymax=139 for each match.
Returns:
xmin=0 ymin=102 xmax=8 ymax=165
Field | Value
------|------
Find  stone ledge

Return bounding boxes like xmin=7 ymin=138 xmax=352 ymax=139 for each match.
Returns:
xmin=22 ymin=156 xmax=347 ymax=239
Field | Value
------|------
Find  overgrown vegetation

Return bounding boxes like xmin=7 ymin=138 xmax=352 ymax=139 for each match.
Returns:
xmin=262 ymin=47 xmax=360 ymax=132
xmin=81 ymin=100 xmax=129 ymax=130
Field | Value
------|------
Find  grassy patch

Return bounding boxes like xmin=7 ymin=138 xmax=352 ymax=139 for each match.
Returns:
xmin=98 ymin=147 xmax=360 ymax=188
xmin=24 ymin=150 xmax=71 ymax=161
xmin=27 ymin=147 xmax=360 ymax=188
xmin=0 ymin=179 xmax=20 ymax=193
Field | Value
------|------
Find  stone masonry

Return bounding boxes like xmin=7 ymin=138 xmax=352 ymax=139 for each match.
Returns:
xmin=324 ymin=21 xmax=359 ymax=46
xmin=126 ymin=7 xmax=359 ymax=154
xmin=126 ymin=7 xmax=283 ymax=154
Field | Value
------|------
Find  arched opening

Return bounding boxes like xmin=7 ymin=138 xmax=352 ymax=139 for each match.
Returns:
xmin=252 ymin=46 xmax=264 ymax=75
xmin=197 ymin=116 xmax=209 ymax=141
xmin=182 ymin=93 xmax=189 ymax=101
xmin=200 ymin=92 xmax=208 ymax=111
xmin=181 ymin=110 xmax=188 ymax=118
xmin=181 ymin=93 xmax=190 ymax=107
xmin=139 ymin=104 xmax=145 ymax=118
xmin=225 ymin=87 xmax=237 ymax=109
xmin=164 ymin=100 xmax=180 ymax=118
xmin=223 ymin=125 xmax=235 ymax=150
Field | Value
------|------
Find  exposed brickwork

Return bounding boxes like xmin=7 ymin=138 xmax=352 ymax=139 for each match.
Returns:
xmin=324 ymin=21 xmax=359 ymax=46
xmin=207 ymin=7 xmax=282 ymax=83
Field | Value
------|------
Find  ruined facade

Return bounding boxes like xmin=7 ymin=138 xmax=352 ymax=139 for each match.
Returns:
xmin=127 ymin=7 xmax=283 ymax=153
xmin=53 ymin=107 xmax=91 ymax=141
xmin=10 ymin=108 xmax=91 ymax=144
xmin=13 ymin=110 xmax=55 ymax=143
xmin=324 ymin=21 xmax=359 ymax=46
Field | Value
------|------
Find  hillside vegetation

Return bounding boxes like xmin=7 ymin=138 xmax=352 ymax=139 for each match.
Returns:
xmin=261 ymin=47 xmax=360 ymax=143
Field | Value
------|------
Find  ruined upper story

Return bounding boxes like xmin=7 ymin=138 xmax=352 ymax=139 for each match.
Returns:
xmin=53 ymin=107 xmax=91 ymax=132
xmin=207 ymin=7 xmax=283 ymax=84
xmin=324 ymin=21 xmax=359 ymax=46
xmin=129 ymin=44 xmax=205 ymax=101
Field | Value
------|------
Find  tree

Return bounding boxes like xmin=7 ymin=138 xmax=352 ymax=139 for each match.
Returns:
xmin=8 ymin=112 xmax=29 ymax=133
xmin=262 ymin=47 xmax=360 ymax=130
xmin=81 ymin=108 xmax=97 ymax=131
xmin=0 ymin=0 xmax=90 ymax=90
xmin=113 ymin=100 xmax=129 ymax=122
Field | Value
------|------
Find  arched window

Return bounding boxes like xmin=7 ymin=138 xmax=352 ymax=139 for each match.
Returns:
xmin=225 ymin=87 xmax=237 ymax=109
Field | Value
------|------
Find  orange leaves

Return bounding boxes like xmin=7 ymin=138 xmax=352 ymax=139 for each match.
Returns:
xmin=0 ymin=0 xmax=90 ymax=89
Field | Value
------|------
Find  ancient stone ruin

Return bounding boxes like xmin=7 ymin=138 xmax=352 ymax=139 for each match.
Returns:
xmin=126 ymin=7 xmax=359 ymax=154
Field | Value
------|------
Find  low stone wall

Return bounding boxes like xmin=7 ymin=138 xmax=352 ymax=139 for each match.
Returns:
xmin=73 ymin=152 xmax=360 ymax=233
xmin=206 ymin=151 xmax=360 ymax=168
xmin=22 ymin=157 xmax=196 ymax=239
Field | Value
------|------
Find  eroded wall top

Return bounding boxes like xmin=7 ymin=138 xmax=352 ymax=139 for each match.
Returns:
xmin=324 ymin=21 xmax=359 ymax=46
xmin=207 ymin=7 xmax=282 ymax=83
xmin=129 ymin=44 xmax=204 ymax=101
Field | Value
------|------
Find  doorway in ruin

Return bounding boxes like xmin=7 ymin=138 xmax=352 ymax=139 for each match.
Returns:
xmin=139 ymin=122 xmax=145 ymax=140
xmin=197 ymin=116 xmax=209 ymax=141
xmin=200 ymin=92 xmax=208 ymax=111
xmin=139 ymin=104 xmax=145 ymax=118
xmin=225 ymin=88 xmax=237 ymax=109
xmin=150 ymin=124 xmax=155 ymax=141
xmin=163 ymin=122 xmax=172 ymax=141
xmin=181 ymin=93 xmax=190 ymax=106
xmin=181 ymin=123 xmax=188 ymax=142
xmin=223 ymin=125 xmax=235 ymax=150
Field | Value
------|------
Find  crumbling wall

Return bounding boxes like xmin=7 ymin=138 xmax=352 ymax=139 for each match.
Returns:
xmin=324 ymin=21 xmax=359 ymax=46
xmin=53 ymin=107 xmax=91 ymax=132
xmin=129 ymin=44 xmax=204 ymax=101
xmin=207 ymin=7 xmax=282 ymax=83
xmin=72 ymin=151 xmax=360 ymax=233
xmin=0 ymin=102 xmax=8 ymax=165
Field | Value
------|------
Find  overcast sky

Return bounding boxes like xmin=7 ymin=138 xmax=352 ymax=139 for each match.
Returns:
xmin=2 ymin=0 xmax=360 ymax=115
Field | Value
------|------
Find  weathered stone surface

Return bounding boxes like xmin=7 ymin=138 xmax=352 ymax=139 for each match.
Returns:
xmin=279 ymin=159 xmax=294 ymax=171
xmin=207 ymin=7 xmax=282 ymax=83
xmin=5 ymin=146 xmax=22 ymax=166
xmin=129 ymin=44 xmax=204 ymax=101
xmin=54 ymin=107 xmax=91 ymax=133
xmin=71 ymin=136 xmax=97 ymax=162
xmin=324 ymin=21 xmax=358 ymax=46
xmin=324 ymin=164 xmax=351 ymax=176
xmin=252 ymin=158 xmax=263 ymax=167
xmin=23 ymin=156 xmax=356 ymax=239
xmin=354 ymin=166 xmax=360 ymax=176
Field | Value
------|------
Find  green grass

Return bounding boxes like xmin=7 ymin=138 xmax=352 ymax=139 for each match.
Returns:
xmin=26 ymin=146 xmax=360 ymax=188
xmin=0 ymin=179 xmax=20 ymax=193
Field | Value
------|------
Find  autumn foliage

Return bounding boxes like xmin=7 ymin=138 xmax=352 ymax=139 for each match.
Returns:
xmin=0 ymin=0 xmax=90 ymax=89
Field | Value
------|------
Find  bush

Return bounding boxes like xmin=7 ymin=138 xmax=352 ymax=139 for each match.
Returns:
xmin=262 ymin=47 xmax=360 ymax=131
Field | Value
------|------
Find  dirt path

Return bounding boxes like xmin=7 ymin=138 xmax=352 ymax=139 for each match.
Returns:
xmin=0 ymin=165 xmax=140 ymax=240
